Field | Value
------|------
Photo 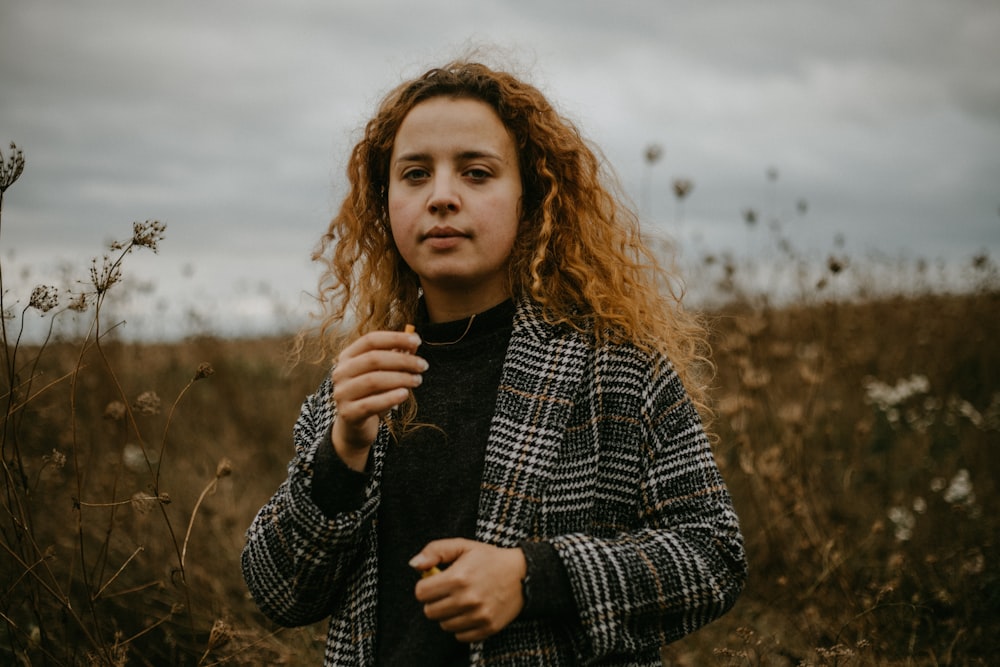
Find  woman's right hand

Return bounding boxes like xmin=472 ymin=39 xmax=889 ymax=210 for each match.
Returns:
xmin=330 ymin=330 xmax=426 ymax=470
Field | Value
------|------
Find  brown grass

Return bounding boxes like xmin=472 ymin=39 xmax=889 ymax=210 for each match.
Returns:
xmin=5 ymin=291 xmax=996 ymax=665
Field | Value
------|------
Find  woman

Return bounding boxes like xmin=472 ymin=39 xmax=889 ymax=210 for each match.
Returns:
xmin=242 ymin=60 xmax=746 ymax=666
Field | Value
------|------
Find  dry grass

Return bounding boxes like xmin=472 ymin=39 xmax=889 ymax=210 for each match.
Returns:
xmin=662 ymin=290 xmax=999 ymax=666
xmin=7 ymin=291 xmax=998 ymax=665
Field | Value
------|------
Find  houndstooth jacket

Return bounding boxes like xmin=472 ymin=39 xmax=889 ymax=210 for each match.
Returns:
xmin=242 ymin=298 xmax=746 ymax=666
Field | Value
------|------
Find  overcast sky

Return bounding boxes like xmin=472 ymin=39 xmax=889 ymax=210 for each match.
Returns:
xmin=2 ymin=0 xmax=998 ymax=337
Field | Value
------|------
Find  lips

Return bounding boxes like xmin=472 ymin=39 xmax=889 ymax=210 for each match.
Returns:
xmin=422 ymin=225 xmax=467 ymax=240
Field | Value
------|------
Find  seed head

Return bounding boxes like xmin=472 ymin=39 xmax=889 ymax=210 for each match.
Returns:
xmin=43 ymin=449 xmax=67 ymax=470
xmin=67 ymin=292 xmax=89 ymax=312
xmin=29 ymin=285 xmax=59 ymax=313
xmin=133 ymin=391 xmax=161 ymax=416
xmin=0 ymin=142 xmax=25 ymax=193
xmin=104 ymin=401 xmax=127 ymax=421
xmin=643 ymin=143 xmax=663 ymax=165
xmin=194 ymin=362 xmax=215 ymax=380
xmin=672 ymin=178 xmax=693 ymax=200
xmin=132 ymin=220 xmax=166 ymax=252
xmin=130 ymin=491 xmax=158 ymax=514
xmin=215 ymin=457 xmax=233 ymax=478
xmin=207 ymin=619 xmax=232 ymax=649
xmin=90 ymin=255 xmax=123 ymax=294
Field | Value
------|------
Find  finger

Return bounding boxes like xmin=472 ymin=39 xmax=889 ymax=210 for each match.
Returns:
xmin=409 ymin=538 xmax=473 ymax=572
xmin=333 ymin=351 xmax=428 ymax=387
xmin=336 ymin=386 xmax=412 ymax=424
xmin=340 ymin=330 xmax=421 ymax=358
xmin=334 ymin=369 xmax=423 ymax=408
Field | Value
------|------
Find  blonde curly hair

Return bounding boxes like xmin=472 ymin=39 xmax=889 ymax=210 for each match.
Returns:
xmin=304 ymin=60 xmax=712 ymax=411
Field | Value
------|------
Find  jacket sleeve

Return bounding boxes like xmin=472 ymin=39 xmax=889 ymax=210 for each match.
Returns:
xmin=549 ymin=354 xmax=747 ymax=657
xmin=241 ymin=377 xmax=380 ymax=627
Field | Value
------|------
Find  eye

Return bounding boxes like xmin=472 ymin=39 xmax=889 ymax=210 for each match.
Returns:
xmin=464 ymin=167 xmax=491 ymax=181
xmin=401 ymin=167 xmax=430 ymax=183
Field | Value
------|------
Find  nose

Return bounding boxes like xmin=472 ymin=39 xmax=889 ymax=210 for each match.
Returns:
xmin=427 ymin=175 xmax=460 ymax=215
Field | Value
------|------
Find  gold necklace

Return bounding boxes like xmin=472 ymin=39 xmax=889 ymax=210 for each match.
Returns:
xmin=422 ymin=314 xmax=476 ymax=346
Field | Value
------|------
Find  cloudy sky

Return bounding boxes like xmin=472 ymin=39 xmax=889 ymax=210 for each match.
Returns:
xmin=2 ymin=0 xmax=998 ymax=337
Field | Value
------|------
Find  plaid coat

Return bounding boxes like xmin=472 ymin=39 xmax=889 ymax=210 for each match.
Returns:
xmin=242 ymin=299 xmax=746 ymax=666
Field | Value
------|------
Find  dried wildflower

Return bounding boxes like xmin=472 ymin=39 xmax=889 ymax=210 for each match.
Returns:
xmin=962 ymin=549 xmax=985 ymax=575
xmin=943 ymin=469 xmax=974 ymax=506
xmin=28 ymin=285 xmax=59 ymax=313
xmin=66 ymin=292 xmax=89 ymax=312
xmin=716 ymin=395 xmax=746 ymax=418
xmin=672 ymin=178 xmax=693 ymax=200
xmin=742 ymin=208 xmax=758 ymax=227
xmin=206 ymin=618 xmax=232 ymax=650
xmin=130 ymin=491 xmax=158 ymax=514
xmin=133 ymin=390 xmax=161 ymax=415
xmin=43 ymin=449 xmax=67 ymax=470
xmin=122 ymin=443 xmax=147 ymax=472
xmin=950 ymin=398 xmax=984 ymax=428
xmin=1 ymin=142 xmax=25 ymax=193
xmin=816 ymin=644 xmax=854 ymax=660
xmin=739 ymin=365 xmax=771 ymax=390
xmin=104 ymin=400 xmax=127 ymax=421
xmin=863 ymin=374 xmax=930 ymax=411
xmin=90 ymin=255 xmax=122 ymax=294
xmin=778 ymin=402 xmax=805 ymax=425
xmin=131 ymin=220 xmax=167 ymax=252
xmin=827 ymin=256 xmax=846 ymax=274
xmin=215 ymin=457 xmax=233 ymax=478
xmin=194 ymin=362 xmax=215 ymax=380
xmin=643 ymin=143 xmax=663 ymax=164
xmin=798 ymin=363 xmax=823 ymax=385
xmin=887 ymin=506 xmax=915 ymax=541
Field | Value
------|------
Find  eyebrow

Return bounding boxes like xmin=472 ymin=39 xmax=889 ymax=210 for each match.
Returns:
xmin=393 ymin=149 xmax=505 ymax=165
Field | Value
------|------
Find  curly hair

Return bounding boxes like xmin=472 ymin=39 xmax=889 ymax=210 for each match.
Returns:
xmin=304 ymin=60 xmax=712 ymax=410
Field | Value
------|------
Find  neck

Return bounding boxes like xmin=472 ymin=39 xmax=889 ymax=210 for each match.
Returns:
xmin=422 ymin=286 xmax=511 ymax=323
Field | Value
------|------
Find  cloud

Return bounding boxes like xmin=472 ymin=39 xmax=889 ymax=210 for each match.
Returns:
xmin=2 ymin=0 xmax=998 ymax=338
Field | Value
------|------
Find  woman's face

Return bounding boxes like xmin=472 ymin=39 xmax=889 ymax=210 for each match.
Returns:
xmin=387 ymin=96 xmax=522 ymax=322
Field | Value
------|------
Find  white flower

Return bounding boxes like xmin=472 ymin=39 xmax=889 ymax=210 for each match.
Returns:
xmin=864 ymin=374 xmax=931 ymax=411
xmin=888 ymin=506 xmax=916 ymax=541
xmin=943 ymin=469 xmax=975 ymax=505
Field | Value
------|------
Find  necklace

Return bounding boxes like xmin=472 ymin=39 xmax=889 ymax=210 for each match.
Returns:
xmin=422 ymin=314 xmax=476 ymax=346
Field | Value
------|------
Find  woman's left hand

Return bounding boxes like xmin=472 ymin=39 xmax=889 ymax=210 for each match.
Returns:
xmin=410 ymin=538 xmax=527 ymax=643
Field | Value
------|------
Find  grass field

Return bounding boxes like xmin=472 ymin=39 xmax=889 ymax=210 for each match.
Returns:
xmin=5 ymin=285 xmax=997 ymax=665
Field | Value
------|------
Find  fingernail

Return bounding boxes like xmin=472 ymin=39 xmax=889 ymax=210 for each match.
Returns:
xmin=417 ymin=358 xmax=429 ymax=371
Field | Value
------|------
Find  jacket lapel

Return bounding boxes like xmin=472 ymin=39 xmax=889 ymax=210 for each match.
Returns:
xmin=475 ymin=299 xmax=590 ymax=546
